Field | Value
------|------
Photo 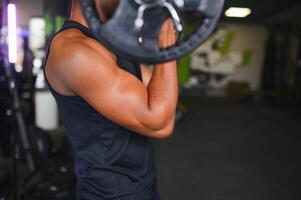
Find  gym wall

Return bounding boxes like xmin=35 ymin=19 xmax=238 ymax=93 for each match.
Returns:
xmin=14 ymin=0 xmax=44 ymax=27
xmin=220 ymin=23 xmax=268 ymax=90
xmin=190 ymin=22 xmax=268 ymax=91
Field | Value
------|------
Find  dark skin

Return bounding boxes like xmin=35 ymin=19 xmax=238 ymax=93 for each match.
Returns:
xmin=95 ymin=0 xmax=118 ymax=20
xmin=45 ymin=0 xmax=178 ymax=139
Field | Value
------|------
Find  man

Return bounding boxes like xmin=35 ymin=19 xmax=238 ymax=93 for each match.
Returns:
xmin=44 ymin=0 xmax=178 ymax=199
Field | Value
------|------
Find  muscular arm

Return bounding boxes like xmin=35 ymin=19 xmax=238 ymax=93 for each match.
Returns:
xmin=49 ymin=21 xmax=178 ymax=139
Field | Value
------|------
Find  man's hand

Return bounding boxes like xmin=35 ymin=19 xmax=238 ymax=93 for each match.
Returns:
xmin=158 ymin=19 xmax=176 ymax=48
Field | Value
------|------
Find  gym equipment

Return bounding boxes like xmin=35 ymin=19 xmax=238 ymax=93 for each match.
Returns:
xmin=1 ymin=2 xmax=36 ymax=200
xmin=34 ymin=85 xmax=59 ymax=131
xmin=27 ymin=126 xmax=52 ymax=168
xmin=42 ymin=161 xmax=75 ymax=183
xmin=0 ymin=60 xmax=12 ymax=158
xmin=80 ymin=0 xmax=224 ymax=64
xmin=23 ymin=158 xmax=76 ymax=200
xmin=3 ymin=2 xmax=36 ymax=172
xmin=24 ymin=180 xmax=75 ymax=200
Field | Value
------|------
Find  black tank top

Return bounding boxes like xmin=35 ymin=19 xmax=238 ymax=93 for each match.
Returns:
xmin=43 ymin=21 xmax=157 ymax=200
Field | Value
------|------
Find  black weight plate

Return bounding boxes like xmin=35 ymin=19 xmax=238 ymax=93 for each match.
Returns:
xmin=80 ymin=0 xmax=224 ymax=64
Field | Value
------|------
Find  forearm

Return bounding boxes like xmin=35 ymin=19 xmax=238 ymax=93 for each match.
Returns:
xmin=141 ymin=19 xmax=178 ymax=133
xmin=146 ymin=60 xmax=178 ymax=130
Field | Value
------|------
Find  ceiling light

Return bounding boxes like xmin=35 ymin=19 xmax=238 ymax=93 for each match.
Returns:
xmin=225 ymin=7 xmax=252 ymax=18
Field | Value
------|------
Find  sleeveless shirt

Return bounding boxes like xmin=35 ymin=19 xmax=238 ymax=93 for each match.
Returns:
xmin=43 ymin=21 xmax=158 ymax=200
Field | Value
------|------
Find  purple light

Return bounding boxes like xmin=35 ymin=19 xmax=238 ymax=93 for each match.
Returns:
xmin=7 ymin=4 xmax=17 ymax=64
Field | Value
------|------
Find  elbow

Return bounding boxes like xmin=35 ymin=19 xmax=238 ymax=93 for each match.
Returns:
xmin=141 ymin=109 xmax=176 ymax=139
xmin=155 ymin=128 xmax=174 ymax=139
xmin=152 ymin=119 xmax=175 ymax=139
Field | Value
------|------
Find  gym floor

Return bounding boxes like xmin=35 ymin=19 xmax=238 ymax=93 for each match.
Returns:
xmin=2 ymin=96 xmax=301 ymax=200
xmin=155 ymin=96 xmax=301 ymax=200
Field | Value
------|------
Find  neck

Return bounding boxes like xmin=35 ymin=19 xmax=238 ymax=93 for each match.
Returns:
xmin=69 ymin=3 xmax=90 ymax=28
xmin=69 ymin=3 xmax=108 ymax=28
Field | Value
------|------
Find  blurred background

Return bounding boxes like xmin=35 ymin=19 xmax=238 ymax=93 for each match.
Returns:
xmin=0 ymin=0 xmax=300 ymax=200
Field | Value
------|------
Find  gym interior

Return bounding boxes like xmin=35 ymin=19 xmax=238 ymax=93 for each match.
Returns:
xmin=0 ymin=0 xmax=300 ymax=199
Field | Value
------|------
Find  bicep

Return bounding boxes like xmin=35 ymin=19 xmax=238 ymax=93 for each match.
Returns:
xmin=65 ymin=53 xmax=162 ymax=137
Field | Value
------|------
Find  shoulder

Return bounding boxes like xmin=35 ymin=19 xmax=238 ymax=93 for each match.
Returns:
xmin=48 ymin=28 xmax=117 ymax=76
xmin=46 ymin=28 xmax=120 ymax=93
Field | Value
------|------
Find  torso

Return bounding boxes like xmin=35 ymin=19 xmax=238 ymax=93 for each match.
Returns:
xmin=43 ymin=21 xmax=157 ymax=200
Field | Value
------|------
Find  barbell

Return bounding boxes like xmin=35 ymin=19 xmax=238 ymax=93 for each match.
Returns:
xmin=80 ymin=0 xmax=224 ymax=64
